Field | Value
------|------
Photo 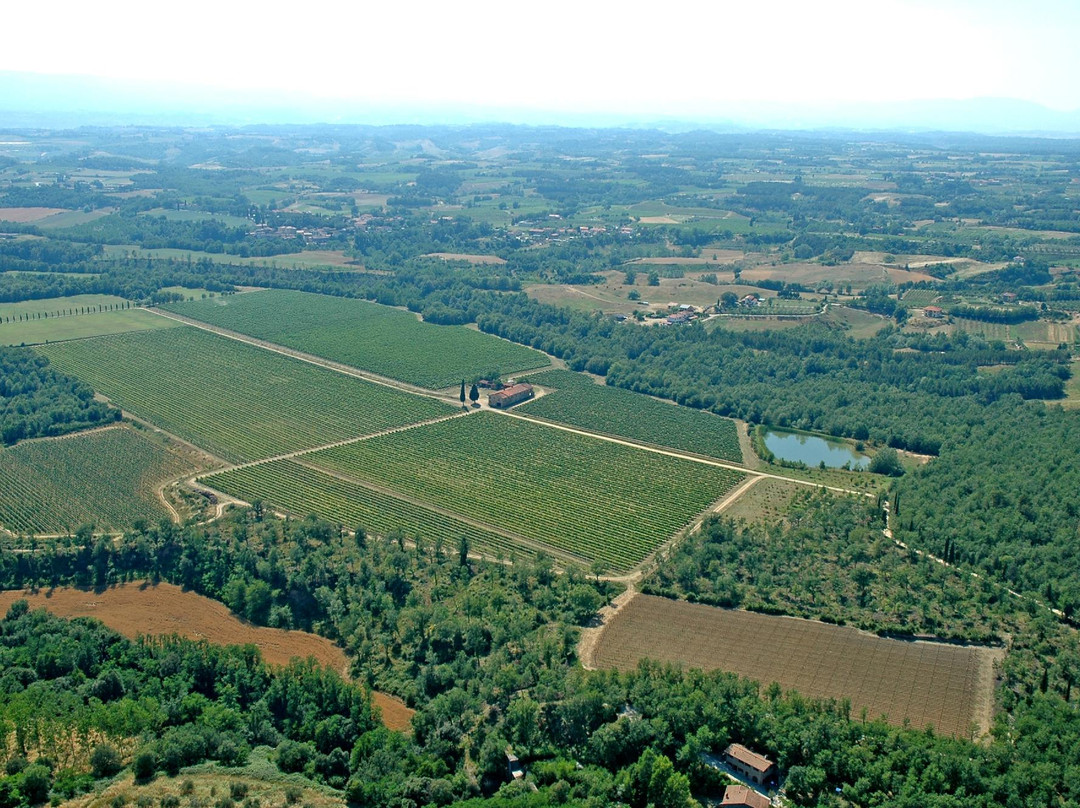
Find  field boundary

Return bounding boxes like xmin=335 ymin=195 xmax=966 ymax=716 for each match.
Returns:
xmin=147 ymin=307 xmax=471 ymax=403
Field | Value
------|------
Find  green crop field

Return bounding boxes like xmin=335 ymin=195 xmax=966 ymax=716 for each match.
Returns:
xmin=204 ymin=460 xmax=521 ymax=560
xmin=0 ymin=294 xmax=131 ymax=320
xmin=517 ymin=370 xmax=742 ymax=462
xmin=303 ymin=411 xmax=745 ymax=571
xmin=901 ymin=289 xmax=941 ymax=307
xmin=0 ymin=426 xmax=197 ymax=535
xmin=39 ymin=327 xmax=453 ymax=463
xmin=161 ymin=290 xmax=551 ymax=388
xmin=0 ymin=309 xmax=180 ymax=346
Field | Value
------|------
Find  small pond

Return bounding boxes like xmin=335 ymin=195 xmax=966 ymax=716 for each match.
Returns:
xmin=763 ymin=428 xmax=870 ymax=470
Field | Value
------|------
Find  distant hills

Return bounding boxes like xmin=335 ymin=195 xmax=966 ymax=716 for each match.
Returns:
xmin=2 ymin=70 xmax=1078 ymax=136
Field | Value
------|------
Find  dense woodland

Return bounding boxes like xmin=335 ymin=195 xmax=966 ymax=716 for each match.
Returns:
xmin=0 ymin=347 xmax=117 ymax=445
xmin=2 ymin=125 xmax=1080 ymax=806
xmin=4 ymin=509 xmax=1080 ymax=807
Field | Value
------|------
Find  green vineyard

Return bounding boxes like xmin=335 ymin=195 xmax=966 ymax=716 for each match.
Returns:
xmin=303 ymin=411 xmax=745 ymax=571
xmin=517 ymin=369 xmax=743 ymax=462
xmin=0 ymin=426 xmax=197 ymax=534
xmin=39 ymin=327 xmax=452 ymax=463
xmin=203 ymin=460 xmax=525 ymax=561
xmin=163 ymin=290 xmax=551 ymax=389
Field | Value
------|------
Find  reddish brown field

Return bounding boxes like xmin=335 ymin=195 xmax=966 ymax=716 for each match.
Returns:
xmin=0 ymin=582 xmax=414 ymax=732
xmin=592 ymin=594 xmax=997 ymax=738
xmin=0 ymin=206 xmax=70 ymax=222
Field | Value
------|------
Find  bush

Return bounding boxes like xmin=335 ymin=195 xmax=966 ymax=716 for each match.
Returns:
xmin=133 ymin=750 xmax=157 ymax=782
xmin=229 ymin=782 xmax=248 ymax=801
xmin=869 ymin=446 xmax=904 ymax=477
xmin=20 ymin=764 xmax=53 ymax=805
xmin=90 ymin=744 xmax=123 ymax=779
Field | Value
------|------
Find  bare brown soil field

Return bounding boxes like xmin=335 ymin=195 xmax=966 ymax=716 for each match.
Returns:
xmin=741 ymin=262 xmax=937 ymax=289
xmin=424 ymin=252 xmax=507 ymax=264
xmin=0 ymin=206 xmax=70 ymax=222
xmin=592 ymin=594 xmax=999 ymax=738
xmin=0 ymin=583 xmax=415 ymax=732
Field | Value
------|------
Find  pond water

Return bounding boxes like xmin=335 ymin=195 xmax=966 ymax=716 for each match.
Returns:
xmin=763 ymin=428 xmax=870 ymax=470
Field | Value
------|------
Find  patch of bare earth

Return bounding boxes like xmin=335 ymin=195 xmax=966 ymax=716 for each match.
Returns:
xmin=592 ymin=594 xmax=998 ymax=739
xmin=424 ymin=252 xmax=506 ymax=265
xmin=0 ymin=206 xmax=70 ymax=222
xmin=0 ymin=582 xmax=415 ymax=732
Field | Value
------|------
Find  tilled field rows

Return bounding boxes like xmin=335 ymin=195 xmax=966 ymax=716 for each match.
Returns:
xmin=593 ymin=594 xmax=993 ymax=738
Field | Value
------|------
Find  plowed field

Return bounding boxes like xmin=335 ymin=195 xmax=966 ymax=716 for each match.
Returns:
xmin=0 ymin=583 xmax=413 ymax=732
xmin=591 ymin=594 xmax=999 ymax=738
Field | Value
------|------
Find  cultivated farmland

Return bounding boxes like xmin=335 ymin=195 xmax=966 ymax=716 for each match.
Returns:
xmin=0 ymin=426 xmax=197 ymax=534
xmin=592 ymin=594 xmax=998 ymax=738
xmin=518 ymin=369 xmax=742 ymax=462
xmin=0 ymin=308 xmax=180 ymax=346
xmin=162 ymin=290 xmax=551 ymax=388
xmin=303 ymin=412 xmax=745 ymax=571
xmin=39 ymin=327 xmax=453 ymax=462
xmin=0 ymin=583 xmax=414 ymax=732
xmin=204 ymin=459 xmax=523 ymax=561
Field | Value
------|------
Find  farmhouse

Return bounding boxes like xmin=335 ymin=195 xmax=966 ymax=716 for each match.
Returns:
xmin=924 ymin=305 xmax=944 ymax=318
xmin=488 ymin=383 xmax=534 ymax=409
xmin=721 ymin=784 xmax=771 ymax=808
xmin=1001 ymin=292 xmax=1018 ymax=303
xmin=723 ymin=744 xmax=777 ymax=786
xmin=739 ymin=294 xmax=761 ymax=308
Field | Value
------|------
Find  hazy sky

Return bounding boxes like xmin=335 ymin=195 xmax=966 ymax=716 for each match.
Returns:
xmin=5 ymin=0 xmax=1079 ymax=116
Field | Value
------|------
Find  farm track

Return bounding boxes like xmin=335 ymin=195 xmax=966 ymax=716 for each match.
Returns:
xmin=287 ymin=457 xmax=587 ymax=567
xmin=131 ymin=308 xmax=874 ymax=570
xmin=148 ymin=307 xmax=488 ymax=406
xmin=579 ymin=475 xmax=765 ymax=666
xmin=217 ymin=411 xmax=469 ymax=475
xmin=149 ymin=306 xmax=869 ymax=498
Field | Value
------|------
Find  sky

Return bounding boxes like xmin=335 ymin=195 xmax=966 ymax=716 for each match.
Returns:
xmin=3 ymin=0 xmax=1079 ymax=124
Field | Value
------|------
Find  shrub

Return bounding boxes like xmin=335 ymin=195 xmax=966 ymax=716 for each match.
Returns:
xmin=90 ymin=744 xmax=123 ymax=779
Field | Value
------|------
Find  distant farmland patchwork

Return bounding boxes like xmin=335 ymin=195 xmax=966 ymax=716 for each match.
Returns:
xmin=518 ymin=369 xmax=742 ymax=462
xmin=162 ymin=290 xmax=551 ymax=388
xmin=39 ymin=327 xmax=453 ymax=462
xmin=593 ymin=594 xmax=997 ymax=738
xmin=0 ymin=426 xmax=198 ymax=534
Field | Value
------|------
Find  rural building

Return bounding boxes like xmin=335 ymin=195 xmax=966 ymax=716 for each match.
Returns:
xmin=488 ymin=383 xmax=534 ymax=409
xmin=723 ymin=744 xmax=777 ymax=786
xmin=924 ymin=305 xmax=944 ymax=318
xmin=739 ymin=294 xmax=761 ymax=308
xmin=665 ymin=311 xmax=695 ymax=325
xmin=721 ymin=784 xmax=771 ymax=808
xmin=1002 ymin=292 xmax=1018 ymax=303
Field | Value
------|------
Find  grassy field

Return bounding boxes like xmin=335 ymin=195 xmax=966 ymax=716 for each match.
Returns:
xmin=517 ymin=369 xmax=742 ymax=461
xmin=101 ymin=245 xmax=376 ymax=272
xmin=0 ymin=294 xmax=130 ymax=319
xmin=163 ymin=290 xmax=551 ymax=389
xmin=719 ymin=477 xmax=806 ymax=523
xmin=592 ymin=594 xmax=997 ymax=738
xmin=0 ymin=308 xmax=180 ymax=346
xmin=0 ymin=426 xmax=198 ymax=534
xmin=39 ymin=327 xmax=453 ymax=463
xmin=303 ymin=411 xmax=745 ymax=571
xmin=204 ymin=459 xmax=524 ymax=561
